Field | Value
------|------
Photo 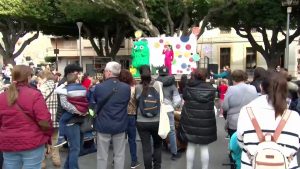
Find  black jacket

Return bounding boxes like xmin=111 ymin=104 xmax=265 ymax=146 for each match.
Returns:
xmin=180 ymin=79 xmax=217 ymax=144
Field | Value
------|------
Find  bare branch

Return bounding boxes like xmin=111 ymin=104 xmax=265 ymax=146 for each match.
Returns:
xmin=13 ymin=31 xmax=39 ymax=58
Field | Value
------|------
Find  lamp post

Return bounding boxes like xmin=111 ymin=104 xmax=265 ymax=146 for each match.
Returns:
xmin=76 ymin=22 xmax=83 ymax=67
xmin=282 ymin=0 xmax=299 ymax=69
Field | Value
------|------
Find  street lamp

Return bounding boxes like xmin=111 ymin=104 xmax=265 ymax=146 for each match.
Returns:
xmin=76 ymin=22 xmax=83 ymax=67
xmin=282 ymin=0 xmax=299 ymax=69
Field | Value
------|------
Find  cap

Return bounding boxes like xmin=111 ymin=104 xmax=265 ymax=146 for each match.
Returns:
xmin=158 ymin=66 xmax=169 ymax=76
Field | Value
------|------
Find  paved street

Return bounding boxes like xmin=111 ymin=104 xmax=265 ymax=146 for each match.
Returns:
xmin=44 ymin=117 xmax=232 ymax=169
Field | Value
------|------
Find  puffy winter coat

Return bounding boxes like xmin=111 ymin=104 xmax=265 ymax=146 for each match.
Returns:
xmin=0 ymin=84 xmax=53 ymax=152
xmin=180 ymin=80 xmax=217 ymax=144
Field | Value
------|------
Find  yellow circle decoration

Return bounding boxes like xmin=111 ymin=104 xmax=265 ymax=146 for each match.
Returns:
xmin=184 ymin=52 xmax=191 ymax=57
xmin=154 ymin=42 xmax=160 ymax=48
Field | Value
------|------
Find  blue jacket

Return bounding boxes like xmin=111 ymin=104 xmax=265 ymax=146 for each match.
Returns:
xmin=93 ymin=78 xmax=130 ymax=134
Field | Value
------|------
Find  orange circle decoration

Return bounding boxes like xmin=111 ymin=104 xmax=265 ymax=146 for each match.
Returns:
xmin=184 ymin=52 xmax=191 ymax=57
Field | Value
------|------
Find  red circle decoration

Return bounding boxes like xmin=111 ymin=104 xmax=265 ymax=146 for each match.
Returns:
xmin=176 ymin=44 xmax=181 ymax=49
xmin=189 ymin=58 xmax=194 ymax=62
xmin=159 ymin=39 xmax=164 ymax=43
xmin=186 ymin=44 xmax=191 ymax=50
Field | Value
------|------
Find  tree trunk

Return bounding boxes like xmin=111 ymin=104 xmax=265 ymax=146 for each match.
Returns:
xmin=264 ymin=52 xmax=282 ymax=69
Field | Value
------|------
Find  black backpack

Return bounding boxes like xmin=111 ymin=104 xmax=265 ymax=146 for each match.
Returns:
xmin=138 ymin=85 xmax=160 ymax=118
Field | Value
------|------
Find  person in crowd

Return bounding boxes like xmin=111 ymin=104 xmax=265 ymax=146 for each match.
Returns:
xmin=54 ymin=73 xmax=88 ymax=147
xmin=94 ymin=61 xmax=130 ymax=169
xmin=87 ymin=78 xmax=98 ymax=110
xmin=280 ymin=70 xmax=299 ymax=111
xmin=135 ymin=65 xmax=163 ymax=169
xmin=222 ymin=70 xmax=258 ymax=138
xmin=81 ymin=73 xmax=92 ymax=90
xmin=163 ymin=45 xmax=174 ymax=75
xmin=180 ymin=68 xmax=217 ymax=169
xmin=0 ymin=65 xmax=53 ymax=169
xmin=37 ymin=70 xmax=61 ymax=168
xmin=119 ymin=69 xmax=140 ymax=168
xmin=56 ymin=64 xmax=84 ymax=169
xmin=156 ymin=66 xmax=182 ymax=160
xmin=250 ymin=67 xmax=267 ymax=94
xmin=56 ymin=64 xmax=83 ymax=126
xmin=229 ymin=132 xmax=241 ymax=169
xmin=178 ymin=74 xmax=187 ymax=95
xmin=218 ymin=79 xmax=228 ymax=117
xmin=211 ymin=65 xmax=231 ymax=79
xmin=237 ymin=71 xmax=300 ymax=169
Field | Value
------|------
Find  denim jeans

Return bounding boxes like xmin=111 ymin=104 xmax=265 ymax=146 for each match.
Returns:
xmin=168 ymin=111 xmax=177 ymax=155
xmin=0 ymin=152 xmax=3 ymax=169
xmin=59 ymin=112 xmax=74 ymax=137
xmin=3 ymin=145 xmax=45 ymax=169
xmin=64 ymin=123 xmax=83 ymax=169
xmin=137 ymin=122 xmax=162 ymax=169
xmin=127 ymin=115 xmax=137 ymax=163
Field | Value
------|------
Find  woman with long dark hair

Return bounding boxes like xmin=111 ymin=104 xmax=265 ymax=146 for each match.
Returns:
xmin=119 ymin=69 xmax=140 ymax=168
xmin=135 ymin=65 xmax=163 ymax=169
xmin=0 ymin=65 xmax=53 ymax=169
xmin=237 ymin=72 xmax=300 ymax=169
xmin=181 ymin=68 xmax=217 ymax=169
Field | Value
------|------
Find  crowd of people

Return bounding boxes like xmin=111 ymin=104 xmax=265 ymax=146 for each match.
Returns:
xmin=0 ymin=62 xmax=300 ymax=169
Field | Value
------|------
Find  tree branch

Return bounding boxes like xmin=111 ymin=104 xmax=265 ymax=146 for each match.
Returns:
xmin=82 ymin=25 xmax=103 ymax=57
xmin=162 ymin=0 xmax=174 ymax=36
xmin=13 ymin=31 xmax=39 ymax=58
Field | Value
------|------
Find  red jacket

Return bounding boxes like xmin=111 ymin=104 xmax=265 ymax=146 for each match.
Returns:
xmin=0 ymin=85 xmax=53 ymax=152
xmin=218 ymin=84 xmax=228 ymax=100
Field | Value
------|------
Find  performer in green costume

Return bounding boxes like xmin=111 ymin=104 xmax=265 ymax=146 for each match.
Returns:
xmin=131 ymin=40 xmax=150 ymax=77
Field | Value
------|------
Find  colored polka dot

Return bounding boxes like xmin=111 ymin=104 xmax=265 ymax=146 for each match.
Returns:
xmin=181 ymin=63 xmax=187 ymax=69
xmin=172 ymin=59 xmax=176 ymax=65
xmin=188 ymin=65 xmax=191 ymax=67
xmin=186 ymin=44 xmax=191 ymax=50
xmin=180 ymin=36 xmax=190 ymax=42
xmin=178 ymin=55 xmax=182 ymax=58
xmin=187 ymin=68 xmax=190 ymax=72
xmin=176 ymin=44 xmax=181 ymax=49
xmin=159 ymin=39 xmax=164 ymax=43
xmin=189 ymin=58 xmax=194 ymax=62
xmin=154 ymin=42 xmax=160 ymax=48
xmin=184 ymin=52 xmax=190 ymax=57
xmin=174 ymin=51 xmax=180 ymax=56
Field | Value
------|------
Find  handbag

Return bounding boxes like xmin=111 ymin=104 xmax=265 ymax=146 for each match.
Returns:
xmin=80 ymin=110 xmax=95 ymax=133
xmin=158 ymin=82 xmax=170 ymax=139
xmin=158 ymin=103 xmax=170 ymax=139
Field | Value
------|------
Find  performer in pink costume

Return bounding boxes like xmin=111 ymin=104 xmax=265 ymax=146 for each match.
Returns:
xmin=163 ymin=45 xmax=174 ymax=75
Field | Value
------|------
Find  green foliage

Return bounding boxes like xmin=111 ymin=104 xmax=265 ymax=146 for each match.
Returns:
xmin=209 ymin=0 xmax=298 ymax=29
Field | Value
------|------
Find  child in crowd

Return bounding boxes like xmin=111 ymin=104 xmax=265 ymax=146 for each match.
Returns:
xmin=229 ymin=132 xmax=241 ymax=169
xmin=218 ymin=79 xmax=228 ymax=117
xmin=54 ymin=73 xmax=89 ymax=147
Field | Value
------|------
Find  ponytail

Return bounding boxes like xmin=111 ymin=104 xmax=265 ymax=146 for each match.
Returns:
xmin=7 ymin=83 xmax=18 ymax=106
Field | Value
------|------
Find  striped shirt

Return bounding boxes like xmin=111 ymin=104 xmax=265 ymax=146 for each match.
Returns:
xmin=237 ymin=95 xmax=300 ymax=169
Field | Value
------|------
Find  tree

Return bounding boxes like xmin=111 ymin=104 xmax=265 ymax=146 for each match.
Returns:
xmin=207 ymin=0 xmax=300 ymax=68
xmin=0 ymin=0 xmax=55 ymax=64
xmin=91 ymin=0 xmax=210 ymax=37
xmin=46 ymin=0 xmax=133 ymax=60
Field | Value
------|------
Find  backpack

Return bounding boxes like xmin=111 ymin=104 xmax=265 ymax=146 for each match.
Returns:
xmin=138 ymin=84 xmax=160 ymax=118
xmin=246 ymin=107 xmax=292 ymax=169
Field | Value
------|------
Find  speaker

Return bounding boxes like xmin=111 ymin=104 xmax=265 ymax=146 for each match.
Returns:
xmin=208 ymin=64 xmax=219 ymax=74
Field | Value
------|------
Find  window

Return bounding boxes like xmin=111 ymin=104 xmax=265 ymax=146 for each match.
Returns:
xmin=220 ymin=48 xmax=231 ymax=70
xmin=246 ymin=47 xmax=257 ymax=70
